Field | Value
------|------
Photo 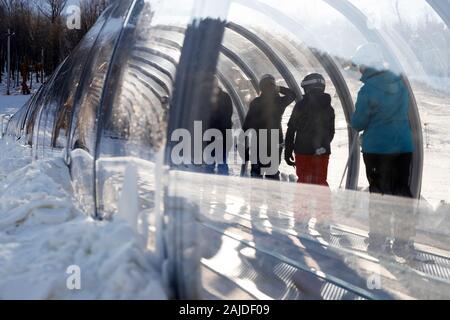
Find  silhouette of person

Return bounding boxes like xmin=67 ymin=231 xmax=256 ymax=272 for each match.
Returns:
xmin=243 ymin=74 xmax=296 ymax=180
xmin=285 ymin=73 xmax=335 ymax=187
xmin=204 ymin=77 xmax=233 ymax=175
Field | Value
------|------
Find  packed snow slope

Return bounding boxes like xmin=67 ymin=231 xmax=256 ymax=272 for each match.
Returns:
xmin=0 ymin=91 xmax=167 ymax=300
xmin=0 ymin=139 xmax=167 ymax=300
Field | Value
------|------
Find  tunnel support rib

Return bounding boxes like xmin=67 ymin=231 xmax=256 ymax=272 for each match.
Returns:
xmin=226 ymin=22 xmax=303 ymax=102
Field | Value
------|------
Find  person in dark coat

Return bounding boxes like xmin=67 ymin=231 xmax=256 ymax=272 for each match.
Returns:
xmin=285 ymin=73 xmax=335 ymax=186
xmin=205 ymin=77 xmax=234 ymax=175
xmin=243 ymin=74 xmax=297 ymax=180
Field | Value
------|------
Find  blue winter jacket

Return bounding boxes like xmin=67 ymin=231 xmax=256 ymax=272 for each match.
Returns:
xmin=351 ymin=68 xmax=414 ymax=154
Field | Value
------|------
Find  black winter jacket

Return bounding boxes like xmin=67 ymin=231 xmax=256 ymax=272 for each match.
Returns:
xmin=209 ymin=89 xmax=233 ymax=137
xmin=285 ymin=92 xmax=335 ymax=156
xmin=243 ymin=87 xmax=297 ymax=143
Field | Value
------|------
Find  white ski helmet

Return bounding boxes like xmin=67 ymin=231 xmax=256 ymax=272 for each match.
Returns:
xmin=351 ymin=43 xmax=385 ymax=70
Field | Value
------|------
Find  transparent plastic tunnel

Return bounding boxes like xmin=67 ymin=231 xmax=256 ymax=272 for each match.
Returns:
xmin=5 ymin=0 xmax=450 ymax=300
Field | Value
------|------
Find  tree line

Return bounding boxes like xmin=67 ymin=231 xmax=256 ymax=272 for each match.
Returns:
xmin=0 ymin=0 xmax=109 ymax=91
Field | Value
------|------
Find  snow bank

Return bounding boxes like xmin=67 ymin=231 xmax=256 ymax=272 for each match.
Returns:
xmin=0 ymin=139 xmax=167 ymax=300
xmin=0 ymin=81 xmax=37 ymax=115
xmin=0 ymin=94 xmax=29 ymax=115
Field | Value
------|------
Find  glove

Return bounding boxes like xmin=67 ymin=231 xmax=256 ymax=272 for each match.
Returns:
xmin=285 ymin=149 xmax=295 ymax=167
xmin=315 ymin=147 xmax=327 ymax=156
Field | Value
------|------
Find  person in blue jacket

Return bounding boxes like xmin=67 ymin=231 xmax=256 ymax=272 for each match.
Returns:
xmin=351 ymin=43 xmax=415 ymax=259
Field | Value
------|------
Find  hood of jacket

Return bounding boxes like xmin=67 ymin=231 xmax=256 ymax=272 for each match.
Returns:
xmin=361 ymin=68 xmax=404 ymax=95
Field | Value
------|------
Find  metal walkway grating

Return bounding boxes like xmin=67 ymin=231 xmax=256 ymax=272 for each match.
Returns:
xmin=329 ymin=226 xmax=450 ymax=283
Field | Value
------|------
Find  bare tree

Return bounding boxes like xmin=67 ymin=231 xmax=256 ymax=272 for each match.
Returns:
xmin=79 ymin=0 xmax=108 ymax=33
xmin=35 ymin=0 xmax=67 ymax=23
xmin=33 ymin=0 xmax=67 ymax=71
xmin=0 ymin=0 xmax=15 ymax=13
xmin=1 ymin=0 xmax=109 ymax=88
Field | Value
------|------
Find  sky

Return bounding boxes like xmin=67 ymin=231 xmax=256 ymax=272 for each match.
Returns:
xmin=257 ymin=0 xmax=439 ymax=25
xmin=62 ymin=0 xmax=443 ymax=26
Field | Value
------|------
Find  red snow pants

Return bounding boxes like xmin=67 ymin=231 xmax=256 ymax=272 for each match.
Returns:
xmin=295 ymin=154 xmax=330 ymax=187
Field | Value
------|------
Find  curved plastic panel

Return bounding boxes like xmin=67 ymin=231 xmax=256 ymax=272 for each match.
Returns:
xmin=68 ymin=0 xmax=134 ymax=215
xmin=30 ymin=61 xmax=67 ymax=154
xmin=33 ymin=9 xmax=115 ymax=159
xmin=35 ymin=56 xmax=75 ymax=158
xmin=94 ymin=2 xmax=196 ymax=295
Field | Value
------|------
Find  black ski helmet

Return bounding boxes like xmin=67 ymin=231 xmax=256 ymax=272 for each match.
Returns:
xmin=301 ymin=73 xmax=326 ymax=93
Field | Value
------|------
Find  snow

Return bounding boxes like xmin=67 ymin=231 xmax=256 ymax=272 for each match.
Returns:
xmin=0 ymin=138 xmax=167 ymax=299
xmin=0 ymin=80 xmax=35 ymax=122
xmin=0 ymin=94 xmax=29 ymax=116
xmin=0 ymin=92 xmax=168 ymax=299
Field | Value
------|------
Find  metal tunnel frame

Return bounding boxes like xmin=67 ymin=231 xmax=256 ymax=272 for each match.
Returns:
xmin=160 ymin=17 xmax=361 ymax=189
xmin=220 ymin=45 xmax=260 ymax=94
xmin=217 ymin=70 xmax=247 ymax=124
xmin=222 ymin=22 xmax=360 ymax=188
xmin=226 ymin=22 xmax=303 ymax=102
xmin=427 ymin=0 xmax=450 ymax=28
xmin=150 ymin=24 xmax=256 ymax=123
xmin=153 ymin=24 xmax=292 ymax=125
xmin=234 ymin=0 xmax=360 ymax=189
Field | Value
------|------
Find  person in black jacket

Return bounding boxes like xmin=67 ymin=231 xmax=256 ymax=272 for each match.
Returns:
xmin=243 ymin=74 xmax=297 ymax=180
xmin=205 ymin=77 xmax=234 ymax=175
xmin=285 ymin=73 xmax=335 ymax=186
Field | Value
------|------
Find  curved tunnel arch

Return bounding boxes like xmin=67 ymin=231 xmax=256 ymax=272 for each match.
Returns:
xmin=152 ymin=23 xmax=294 ymax=128
xmin=89 ymin=0 xmax=142 ymax=219
xmin=63 ymin=0 xmax=135 ymax=163
xmin=427 ymin=0 xmax=450 ymax=28
xmin=155 ymin=25 xmax=360 ymax=187
xmin=155 ymin=19 xmax=361 ymax=190
xmin=226 ymin=22 xmax=303 ymax=101
xmin=232 ymin=0 xmax=361 ymax=189
xmin=216 ymin=70 xmax=247 ymax=124
xmin=220 ymin=45 xmax=261 ymax=94
xmin=127 ymin=25 xmax=253 ymax=130
xmin=153 ymin=23 xmax=297 ymax=111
